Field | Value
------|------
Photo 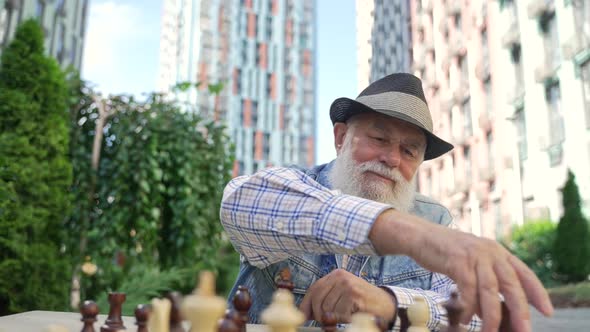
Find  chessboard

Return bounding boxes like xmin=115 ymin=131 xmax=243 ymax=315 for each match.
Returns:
xmin=0 ymin=270 xmax=474 ymax=332
xmin=0 ymin=311 xmax=325 ymax=332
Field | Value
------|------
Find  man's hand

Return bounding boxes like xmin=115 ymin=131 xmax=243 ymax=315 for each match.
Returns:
xmin=369 ymin=209 xmax=554 ymax=332
xmin=299 ymin=269 xmax=396 ymax=324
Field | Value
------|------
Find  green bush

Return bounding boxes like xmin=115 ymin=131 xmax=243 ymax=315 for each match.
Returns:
xmin=66 ymin=79 xmax=238 ymax=306
xmin=553 ymin=170 xmax=590 ymax=283
xmin=503 ymin=219 xmax=559 ymax=287
xmin=0 ymin=20 xmax=72 ymax=314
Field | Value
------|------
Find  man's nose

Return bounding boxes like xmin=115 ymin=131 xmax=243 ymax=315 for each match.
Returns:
xmin=379 ymin=147 xmax=401 ymax=168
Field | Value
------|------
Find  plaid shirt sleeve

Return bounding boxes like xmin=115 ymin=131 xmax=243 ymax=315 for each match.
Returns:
xmin=220 ymin=167 xmax=392 ymax=268
xmin=385 ymin=273 xmax=482 ymax=331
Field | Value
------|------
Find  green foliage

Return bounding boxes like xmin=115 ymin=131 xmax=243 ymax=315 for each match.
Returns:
xmin=0 ymin=19 xmax=72 ymax=314
xmin=66 ymin=77 xmax=238 ymax=306
xmin=503 ymin=219 xmax=560 ymax=287
xmin=553 ymin=170 xmax=590 ymax=282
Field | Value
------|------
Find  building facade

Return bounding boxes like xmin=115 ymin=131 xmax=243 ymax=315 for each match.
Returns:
xmin=0 ymin=0 xmax=89 ymax=70
xmin=360 ymin=0 xmax=590 ymax=238
xmin=355 ymin=0 xmax=412 ymax=91
xmin=158 ymin=0 xmax=316 ymax=176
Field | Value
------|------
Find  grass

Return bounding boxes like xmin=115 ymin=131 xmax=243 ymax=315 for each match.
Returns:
xmin=548 ymin=281 xmax=590 ymax=308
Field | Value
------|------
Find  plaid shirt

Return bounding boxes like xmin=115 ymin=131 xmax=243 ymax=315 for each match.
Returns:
xmin=221 ymin=167 xmax=481 ymax=331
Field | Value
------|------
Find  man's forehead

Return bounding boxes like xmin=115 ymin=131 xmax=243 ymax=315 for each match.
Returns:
xmin=362 ymin=113 xmax=426 ymax=142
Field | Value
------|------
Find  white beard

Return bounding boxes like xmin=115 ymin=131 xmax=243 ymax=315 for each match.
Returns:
xmin=328 ymin=141 xmax=417 ymax=213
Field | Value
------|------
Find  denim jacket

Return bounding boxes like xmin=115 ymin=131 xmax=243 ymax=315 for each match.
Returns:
xmin=225 ymin=161 xmax=453 ymax=324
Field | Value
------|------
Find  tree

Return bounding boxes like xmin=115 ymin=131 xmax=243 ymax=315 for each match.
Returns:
xmin=0 ymin=19 xmax=72 ymax=313
xmin=553 ymin=169 xmax=590 ymax=282
xmin=66 ymin=79 xmax=237 ymax=308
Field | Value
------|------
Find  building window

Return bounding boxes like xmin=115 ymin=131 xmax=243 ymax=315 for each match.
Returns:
xmin=581 ymin=61 xmax=590 ymax=129
xmin=486 ymin=131 xmax=494 ymax=168
xmin=515 ymin=108 xmax=528 ymax=161
xmin=252 ymin=101 xmax=259 ymax=127
xmin=484 ymin=77 xmax=492 ymax=115
xmin=57 ymin=23 xmax=65 ymax=63
xmin=36 ymin=0 xmax=45 ymax=23
xmin=0 ymin=6 xmax=8 ymax=46
xmin=493 ymin=199 xmax=502 ymax=239
xmin=540 ymin=11 xmax=560 ymax=71
xmin=546 ymin=82 xmax=564 ymax=166
xmin=464 ymin=146 xmax=472 ymax=180
xmin=70 ymin=35 xmax=77 ymax=65
xmin=463 ymin=98 xmax=472 ymax=137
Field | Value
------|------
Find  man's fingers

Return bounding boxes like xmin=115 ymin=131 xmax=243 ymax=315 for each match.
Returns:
xmin=299 ymin=291 xmax=313 ymax=320
xmin=475 ymin=260 xmax=501 ymax=332
xmin=509 ymin=255 xmax=554 ymax=317
xmin=333 ymin=293 xmax=354 ymax=323
xmin=312 ymin=281 xmax=336 ymax=322
xmin=455 ymin=265 xmax=478 ymax=324
xmin=494 ymin=259 xmax=531 ymax=332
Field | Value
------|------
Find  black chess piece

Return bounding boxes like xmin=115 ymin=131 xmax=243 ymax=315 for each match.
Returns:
xmin=166 ymin=291 xmax=184 ymax=332
xmin=81 ymin=300 xmax=99 ymax=332
xmin=100 ymin=292 xmax=127 ymax=332
xmin=218 ymin=315 xmax=240 ymax=332
xmin=233 ymin=285 xmax=252 ymax=332
xmin=275 ymin=267 xmax=295 ymax=292
xmin=443 ymin=291 xmax=466 ymax=332
xmin=321 ymin=312 xmax=337 ymax=332
xmin=134 ymin=304 xmax=150 ymax=332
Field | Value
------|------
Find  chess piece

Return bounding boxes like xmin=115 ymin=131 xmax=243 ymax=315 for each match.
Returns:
xmin=233 ymin=285 xmax=252 ymax=332
xmin=498 ymin=301 xmax=513 ymax=332
xmin=182 ymin=271 xmax=227 ymax=332
xmin=343 ymin=313 xmax=379 ymax=332
xmin=261 ymin=289 xmax=305 ymax=332
xmin=218 ymin=312 xmax=240 ymax=332
xmin=398 ymin=308 xmax=409 ymax=332
xmin=321 ymin=312 xmax=337 ymax=332
xmin=224 ymin=308 xmax=242 ymax=330
xmin=442 ymin=291 xmax=466 ymax=332
xmin=275 ymin=267 xmax=295 ymax=292
xmin=148 ymin=298 xmax=172 ymax=332
xmin=166 ymin=291 xmax=184 ymax=332
xmin=407 ymin=296 xmax=429 ymax=332
xmin=134 ymin=304 xmax=150 ymax=332
xmin=373 ymin=316 xmax=389 ymax=332
xmin=81 ymin=300 xmax=99 ymax=332
xmin=100 ymin=292 xmax=127 ymax=332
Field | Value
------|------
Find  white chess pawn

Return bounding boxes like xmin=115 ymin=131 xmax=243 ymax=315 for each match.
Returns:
xmin=261 ymin=289 xmax=305 ymax=332
xmin=344 ymin=312 xmax=380 ymax=332
xmin=181 ymin=271 xmax=227 ymax=332
xmin=43 ymin=324 xmax=70 ymax=332
xmin=408 ymin=296 xmax=430 ymax=332
xmin=148 ymin=297 xmax=172 ymax=332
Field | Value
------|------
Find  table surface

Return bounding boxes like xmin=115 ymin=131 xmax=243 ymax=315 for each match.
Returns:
xmin=0 ymin=311 xmax=323 ymax=332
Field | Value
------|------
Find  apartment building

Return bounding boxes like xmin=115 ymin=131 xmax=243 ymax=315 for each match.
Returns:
xmin=360 ymin=0 xmax=590 ymax=238
xmin=158 ymin=0 xmax=316 ymax=176
xmin=356 ymin=0 xmax=412 ymax=91
xmin=0 ymin=0 xmax=89 ymax=70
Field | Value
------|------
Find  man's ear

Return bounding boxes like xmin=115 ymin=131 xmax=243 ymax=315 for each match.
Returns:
xmin=333 ymin=122 xmax=348 ymax=154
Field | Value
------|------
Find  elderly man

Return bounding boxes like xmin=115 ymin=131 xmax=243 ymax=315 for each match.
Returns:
xmin=220 ymin=73 xmax=553 ymax=332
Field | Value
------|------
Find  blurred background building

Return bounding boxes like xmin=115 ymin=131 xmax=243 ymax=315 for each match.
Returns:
xmin=356 ymin=0 xmax=412 ymax=90
xmin=0 ymin=0 xmax=89 ymax=70
xmin=357 ymin=0 xmax=590 ymax=238
xmin=158 ymin=0 xmax=317 ymax=176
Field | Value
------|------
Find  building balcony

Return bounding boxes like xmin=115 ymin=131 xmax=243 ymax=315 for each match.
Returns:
xmin=422 ymin=0 xmax=433 ymax=12
xmin=475 ymin=59 xmax=490 ymax=81
xmin=534 ymin=58 xmax=558 ymax=83
xmin=527 ymin=0 xmax=554 ymax=19
xmin=450 ymin=34 xmax=467 ymax=57
xmin=452 ymin=82 xmax=470 ymax=104
xmin=474 ymin=0 xmax=488 ymax=29
xmin=478 ymin=165 xmax=495 ymax=182
xmin=440 ymin=92 xmax=455 ymax=114
xmin=562 ymin=23 xmax=590 ymax=60
xmin=506 ymin=84 xmax=525 ymax=107
xmin=446 ymin=0 xmax=462 ymax=16
xmin=478 ymin=112 xmax=493 ymax=131
xmin=452 ymin=131 xmax=468 ymax=146
xmin=412 ymin=58 xmax=426 ymax=72
xmin=502 ymin=27 xmax=521 ymax=48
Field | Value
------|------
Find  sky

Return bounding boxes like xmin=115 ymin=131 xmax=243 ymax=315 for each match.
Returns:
xmin=81 ymin=0 xmax=358 ymax=165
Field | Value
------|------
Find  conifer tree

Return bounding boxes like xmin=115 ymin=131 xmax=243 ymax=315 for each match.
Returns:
xmin=0 ymin=19 xmax=72 ymax=313
xmin=553 ymin=170 xmax=590 ymax=282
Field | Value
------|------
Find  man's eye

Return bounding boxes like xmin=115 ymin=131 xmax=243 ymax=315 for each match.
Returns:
xmin=404 ymin=148 xmax=415 ymax=157
xmin=371 ymin=136 xmax=385 ymax=142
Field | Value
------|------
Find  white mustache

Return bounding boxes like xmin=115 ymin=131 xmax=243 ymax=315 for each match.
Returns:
xmin=357 ymin=161 xmax=405 ymax=183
